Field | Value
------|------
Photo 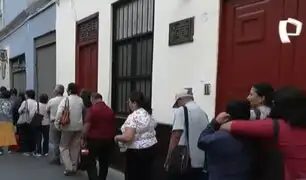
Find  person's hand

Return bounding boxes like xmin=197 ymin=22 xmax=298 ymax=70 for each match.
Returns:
xmin=220 ymin=121 xmax=232 ymax=131
xmin=114 ymin=135 xmax=119 ymax=143
xmin=215 ymin=112 xmax=230 ymax=124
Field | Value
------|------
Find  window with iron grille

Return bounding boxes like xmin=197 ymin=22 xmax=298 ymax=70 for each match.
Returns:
xmin=112 ymin=0 xmax=154 ymax=115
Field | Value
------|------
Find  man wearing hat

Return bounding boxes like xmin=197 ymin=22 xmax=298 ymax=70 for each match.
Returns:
xmin=165 ymin=88 xmax=209 ymax=180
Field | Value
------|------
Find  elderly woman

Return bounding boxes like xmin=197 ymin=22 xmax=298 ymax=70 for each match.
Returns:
xmin=0 ymin=90 xmax=17 ymax=155
xmin=217 ymin=87 xmax=306 ymax=180
xmin=114 ymin=91 xmax=157 ymax=180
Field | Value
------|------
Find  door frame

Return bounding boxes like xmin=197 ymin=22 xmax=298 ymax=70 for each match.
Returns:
xmin=75 ymin=12 xmax=99 ymax=92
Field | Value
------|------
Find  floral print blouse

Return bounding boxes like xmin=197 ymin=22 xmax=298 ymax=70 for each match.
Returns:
xmin=0 ymin=98 xmax=12 ymax=122
xmin=121 ymin=108 xmax=158 ymax=149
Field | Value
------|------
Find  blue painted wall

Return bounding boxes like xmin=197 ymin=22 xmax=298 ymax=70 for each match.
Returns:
xmin=0 ymin=4 xmax=55 ymax=89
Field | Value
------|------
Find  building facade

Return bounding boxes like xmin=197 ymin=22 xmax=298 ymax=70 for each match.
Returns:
xmin=0 ymin=0 xmax=56 ymax=97
xmin=56 ymin=0 xmax=306 ymax=179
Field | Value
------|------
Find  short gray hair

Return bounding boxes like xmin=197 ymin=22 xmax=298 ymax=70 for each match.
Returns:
xmin=54 ymin=84 xmax=64 ymax=95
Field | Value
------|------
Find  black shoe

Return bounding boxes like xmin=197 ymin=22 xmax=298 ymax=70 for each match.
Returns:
xmin=49 ymin=159 xmax=61 ymax=165
xmin=64 ymin=170 xmax=76 ymax=176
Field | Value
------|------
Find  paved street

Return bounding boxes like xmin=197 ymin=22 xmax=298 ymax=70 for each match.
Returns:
xmin=0 ymin=153 xmax=124 ymax=180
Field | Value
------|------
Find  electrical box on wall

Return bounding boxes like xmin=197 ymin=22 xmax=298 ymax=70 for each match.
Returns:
xmin=204 ymin=83 xmax=211 ymax=95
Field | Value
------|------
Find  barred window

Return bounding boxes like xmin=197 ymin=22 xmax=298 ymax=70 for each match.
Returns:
xmin=112 ymin=0 xmax=154 ymax=115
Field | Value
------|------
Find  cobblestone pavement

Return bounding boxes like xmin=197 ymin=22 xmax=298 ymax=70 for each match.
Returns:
xmin=0 ymin=152 xmax=124 ymax=180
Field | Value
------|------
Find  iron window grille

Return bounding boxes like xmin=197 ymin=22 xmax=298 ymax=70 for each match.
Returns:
xmin=112 ymin=0 xmax=154 ymax=116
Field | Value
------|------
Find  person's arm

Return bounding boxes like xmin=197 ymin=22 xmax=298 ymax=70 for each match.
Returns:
xmin=55 ymin=98 xmax=65 ymax=129
xmin=197 ymin=118 xmax=221 ymax=151
xmin=18 ymin=101 xmax=26 ymax=114
xmin=164 ymin=108 xmax=184 ymax=170
xmin=115 ymin=115 xmax=137 ymax=143
xmin=220 ymin=118 xmax=275 ymax=138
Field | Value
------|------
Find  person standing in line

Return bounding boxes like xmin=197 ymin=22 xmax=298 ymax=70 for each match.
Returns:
xmin=18 ymin=90 xmax=37 ymax=156
xmin=0 ymin=90 xmax=16 ymax=155
xmin=247 ymin=83 xmax=274 ymax=120
xmin=115 ymin=91 xmax=157 ymax=180
xmin=0 ymin=86 xmax=7 ymax=98
xmin=16 ymin=92 xmax=27 ymax=153
xmin=10 ymin=88 xmax=19 ymax=126
xmin=82 ymin=93 xmax=116 ymax=180
xmin=33 ymin=93 xmax=50 ymax=157
xmin=165 ymin=88 xmax=209 ymax=180
xmin=46 ymin=84 xmax=65 ymax=164
xmin=55 ymin=83 xmax=84 ymax=176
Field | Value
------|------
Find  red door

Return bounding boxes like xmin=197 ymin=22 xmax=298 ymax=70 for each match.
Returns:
xmin=78 ymin=43 xmax=98 ymax=92
xmin=216 ymin=0 xmax=306 ymax=114
xmin=75 ymin=14 xmax=99 ymax=92
xmin=216 ymin=0 xmax=283 ymax=113
xmin=285 ymin=0 xmax=306 ymax=91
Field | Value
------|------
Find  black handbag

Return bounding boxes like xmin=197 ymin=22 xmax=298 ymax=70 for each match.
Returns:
xmin=168 ymin=106 xmax=191 ymax=174
xmin=30 ymin=101 xmax=44 ymax=127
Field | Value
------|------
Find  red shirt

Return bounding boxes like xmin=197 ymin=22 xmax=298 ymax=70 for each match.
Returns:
xmin=85 ymin=101 xmax=116 ymax=140
xmin=231 ymin=119 xmax=306 ymax=180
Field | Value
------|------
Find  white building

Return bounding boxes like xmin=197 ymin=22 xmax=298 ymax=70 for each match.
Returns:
xmin=56 ymin=0 xmax=220 ymax=124
xmin=56 ymin=0 xmax=306 ymax=126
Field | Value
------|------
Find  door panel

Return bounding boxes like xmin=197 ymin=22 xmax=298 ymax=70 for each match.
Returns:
xmin=288 ymin=0 xmax=306 ymax=91
xmin=36 ymin=44 xmax=56 ymax=98
xmin=216 ymin=0 xmax=283 ymax=113
xmin=12 ymin=72 xmax=26 ymax=93
xmin=77 ymin=43 xmax=98 ymax=92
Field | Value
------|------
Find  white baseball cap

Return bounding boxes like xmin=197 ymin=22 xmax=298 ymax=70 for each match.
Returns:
xmin=173 ymin=88 xmax=193 ymax=107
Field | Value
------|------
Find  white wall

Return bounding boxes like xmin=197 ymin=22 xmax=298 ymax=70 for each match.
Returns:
xmin=56 ymin=0 xmax=221 ymax=124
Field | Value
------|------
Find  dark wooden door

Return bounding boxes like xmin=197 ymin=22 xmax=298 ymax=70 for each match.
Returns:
xmin=76 ymin=14 xmax=99 ymax=92
xmin=216 ymin=0 xmax=283 ymax=113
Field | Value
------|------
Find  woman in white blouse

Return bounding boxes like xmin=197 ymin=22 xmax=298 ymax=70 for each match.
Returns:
xmin=115 ymin=91 xmax=157 ymax=180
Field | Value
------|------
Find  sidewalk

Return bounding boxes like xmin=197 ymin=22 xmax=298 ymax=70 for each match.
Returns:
xmin=108 ymin=168 xmax=125 ymax=180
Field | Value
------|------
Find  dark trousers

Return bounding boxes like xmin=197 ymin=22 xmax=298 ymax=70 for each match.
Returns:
xmin=17 ymin=124 xmax=35 ymax=153
xmin=86 ymin=138 xmax=114 ymax=180
xmin=168 ymin=168 xmax=206 ymax=180
xmin=34 ymin=125 xmax=50 ymax=154
xmin=125 ymin=144 xmax=156 ymax=180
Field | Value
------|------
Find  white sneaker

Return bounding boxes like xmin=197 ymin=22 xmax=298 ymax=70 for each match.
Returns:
xmin=0 ymin=151 xmax=3 ymax=155
xmin=8 ymin=151 xmax=12 ymax=154
xmin=44 ymin=153 xmax=48 ymax=157
xmin=34 ymin=153 xmax=42 ymax=157
xmin=23 ymin=152 xmax=30 ymax=156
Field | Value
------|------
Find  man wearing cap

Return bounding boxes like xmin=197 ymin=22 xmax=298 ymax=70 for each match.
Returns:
xmin=165 ymin=88 xmax=209 ymax=180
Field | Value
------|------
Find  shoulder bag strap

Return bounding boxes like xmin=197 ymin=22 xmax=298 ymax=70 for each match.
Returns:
xmin=183 ymin=106 xmax=189 ymax=146
xmin=272 ymin=118 xmax=279 ymax=143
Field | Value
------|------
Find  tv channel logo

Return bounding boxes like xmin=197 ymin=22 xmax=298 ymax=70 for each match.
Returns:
xmin=279 ymin=18 xmax=303 ymax=43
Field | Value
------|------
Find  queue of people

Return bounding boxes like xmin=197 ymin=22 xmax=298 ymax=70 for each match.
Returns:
xmin=1 ymin=81 xmax=306 ymax=180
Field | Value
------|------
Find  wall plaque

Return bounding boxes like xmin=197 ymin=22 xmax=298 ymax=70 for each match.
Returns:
xmin=169 ymin=17 xmax=194 ymax=46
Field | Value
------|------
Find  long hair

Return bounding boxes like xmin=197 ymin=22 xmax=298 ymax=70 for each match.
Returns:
xmin=80 ymin=89 xmax=92 ymax=108
xmin=270 ymin=86 xmax=306 ymax=128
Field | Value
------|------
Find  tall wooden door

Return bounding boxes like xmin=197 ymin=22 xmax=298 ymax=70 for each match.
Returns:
xmin=78 ymin=43 xmax=98 ymax=91
xmin=76 ymin=14 xmax=99 ymax=92
xmin=216 ymin=0 xmax=283 ymax=113
xmin=284 ymin=0 xmax=306 ymax=91
xmin=216 ymin=0 xmax=306 ymax=113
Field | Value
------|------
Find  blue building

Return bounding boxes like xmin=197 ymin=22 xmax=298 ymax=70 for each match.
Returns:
xmin=0 ymin=0 xmax=56 ymax=97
